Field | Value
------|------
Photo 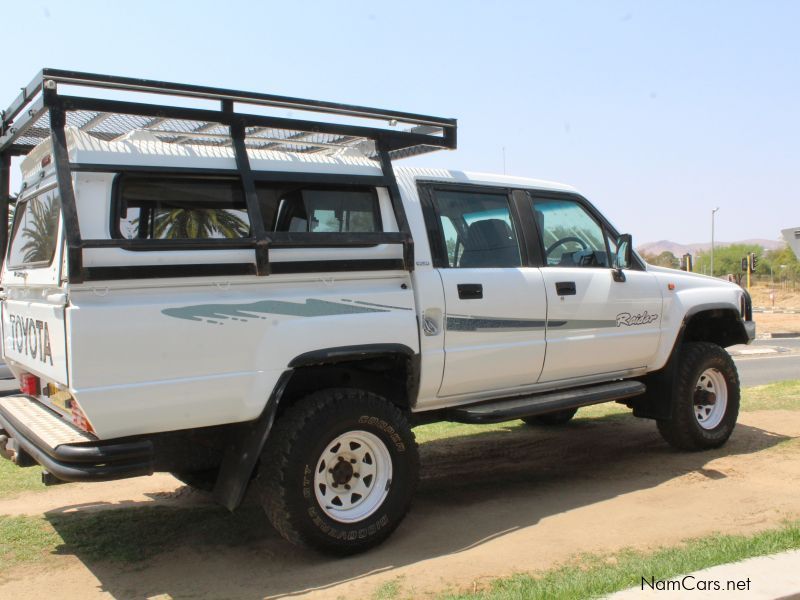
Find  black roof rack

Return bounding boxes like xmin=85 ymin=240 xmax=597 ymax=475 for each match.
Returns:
xmin=0 ymin=69 xmax=456 ymax=159
xmin=0 ymin=69 xmax=459 ymax=282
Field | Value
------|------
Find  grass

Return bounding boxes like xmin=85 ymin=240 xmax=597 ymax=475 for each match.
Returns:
xmin=0 ymin=459 xmax=45 ymax=499
xmin=373 ymin=578 xmax=403 ymax=600
xmin=414 ymin=380 xmax=800 ymax=444
xmin=741 ymin=380 xmax=800 ymax=411
xmin=0 ymin=505 xmax=271 ymax=569
xmin=438 ymin=520 xmax=800 ymax=600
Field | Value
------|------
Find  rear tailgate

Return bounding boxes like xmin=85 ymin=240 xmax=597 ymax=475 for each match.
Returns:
xmin=2 ymin=295 xmax=68 ymax=384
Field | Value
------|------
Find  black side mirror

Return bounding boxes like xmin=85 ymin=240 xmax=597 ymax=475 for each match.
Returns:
xmin=612 ymin=234 xmax=632 ymax=281
xmin=614 ymin=234 xmax=632 ymax=269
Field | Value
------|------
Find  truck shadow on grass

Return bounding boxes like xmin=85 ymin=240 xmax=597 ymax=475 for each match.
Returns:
xmin=43 ymin=415 xmax=792 ymax=599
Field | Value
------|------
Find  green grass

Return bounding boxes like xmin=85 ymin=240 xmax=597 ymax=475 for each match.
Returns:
xmin=0 ymin=505 xmax=271 ymax=569
xmin=0 ymin=459 xmax=45 ymax=499
xmin=439 ymin=520 xmax=800 ymax=600
xmin=741 ymin=380 xmax=800 ymax=411
xmin=373 ymin=578 xmax=403 ymax=600
xmin=414 ymin=380 xmax=800 ymax=445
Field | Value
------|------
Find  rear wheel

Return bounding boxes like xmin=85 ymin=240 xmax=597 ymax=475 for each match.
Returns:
xmin=259 ymin=388 xmax=418 ymax=554
xmin=522 ymin=407 xmax=578 ymax=426
xmin=657 ymin=342 xmax=740 ymax=451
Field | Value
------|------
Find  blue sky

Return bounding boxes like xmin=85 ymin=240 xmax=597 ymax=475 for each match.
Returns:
xmin=2 ymin=1 xmax=798 ymax=244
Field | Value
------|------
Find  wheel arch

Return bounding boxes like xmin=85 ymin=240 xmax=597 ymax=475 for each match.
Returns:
xmin=628 ymin=303 xmax=746 ymax=421
xmin=211 ymin=344 xmax=419 ymax=511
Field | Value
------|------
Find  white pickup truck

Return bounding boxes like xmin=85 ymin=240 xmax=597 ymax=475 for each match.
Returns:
xmin=0 ymin=70 xmax=755 ymax=554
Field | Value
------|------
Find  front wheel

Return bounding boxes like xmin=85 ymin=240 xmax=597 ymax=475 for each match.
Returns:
xmin=657 ymin=342 xmax=740 ymax=451
xmin=258 ymin=388 xmax=419 ymax=554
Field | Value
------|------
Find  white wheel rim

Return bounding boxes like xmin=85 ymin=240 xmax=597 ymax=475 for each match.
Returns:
xmin=693 ymin=368 xmax=728 ymax=430
xmin=313 ymin=430 xmax=392 ymax=523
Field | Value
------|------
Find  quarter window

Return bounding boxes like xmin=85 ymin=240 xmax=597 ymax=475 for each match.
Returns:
xmin=117 ymin=177 xmax=249 ymax=240
xmin=263 ymin=186 xmax=380 ymax=233
xmin=432 ymin=190 xmax=522 ymax=268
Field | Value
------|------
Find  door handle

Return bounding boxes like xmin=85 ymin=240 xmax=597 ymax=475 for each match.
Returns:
xmin=457 ymin=283 xmax=483 ymax=300
xmin=555 ymin=281 xmax=577 ymax=296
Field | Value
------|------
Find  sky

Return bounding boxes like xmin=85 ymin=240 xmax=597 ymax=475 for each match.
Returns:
xmin=1 ymin=0 xmax=798 ymax=245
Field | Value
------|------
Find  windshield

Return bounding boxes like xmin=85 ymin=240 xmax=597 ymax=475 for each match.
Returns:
xmin=7 ymin=188 xmax=61 ymax=269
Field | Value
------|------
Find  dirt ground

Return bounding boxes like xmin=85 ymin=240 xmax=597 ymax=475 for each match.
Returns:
xmin=1 ymin=410 xmax=800 ymax=599
xmin=754 ymin=311 xmax=800 ymax=334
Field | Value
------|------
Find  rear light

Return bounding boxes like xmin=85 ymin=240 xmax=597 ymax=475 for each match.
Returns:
xmin=19 ymin=373 xmax=40 ymax=396
xmin=71 ymin=399 xmax=95 ymax=435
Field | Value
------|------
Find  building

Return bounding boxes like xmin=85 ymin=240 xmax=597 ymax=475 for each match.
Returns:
xmin=782 ymin=227 xmax=800 ymax=259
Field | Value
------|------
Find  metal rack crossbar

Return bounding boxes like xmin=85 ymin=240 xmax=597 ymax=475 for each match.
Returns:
xmin=0 ymin=69 xmax=458 ymax=282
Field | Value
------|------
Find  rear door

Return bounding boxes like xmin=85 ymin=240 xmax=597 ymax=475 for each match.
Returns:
xmin=1 ymin=182 xmax=69 ymax=384
xmin=421 ymin=184 xmax=548 ymax=398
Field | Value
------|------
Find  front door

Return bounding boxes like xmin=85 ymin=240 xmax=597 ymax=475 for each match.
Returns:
xmin=423 ymin=185 xmax=548 ymax=398
xmin=530 ymin=194 xmax=663 ymax=383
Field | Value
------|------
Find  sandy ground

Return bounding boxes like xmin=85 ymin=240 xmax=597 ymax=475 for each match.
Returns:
xmin=1 ymin=410 xmax=799 ymax=599
xmin=754 ymin=311 xmax=800 ymax=334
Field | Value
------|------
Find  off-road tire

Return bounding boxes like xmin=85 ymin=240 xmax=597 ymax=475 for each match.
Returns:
xmin=258 ymin=388 xmax=419 ymax=555
xmin=657 ymin=342 xmax=740 ymax=451
xmin=522 ymin=407 xmax=578 ymax=426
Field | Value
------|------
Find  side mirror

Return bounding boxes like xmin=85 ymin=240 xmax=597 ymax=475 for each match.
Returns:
xmin=613 ymin=234 xmax=633 ymax=274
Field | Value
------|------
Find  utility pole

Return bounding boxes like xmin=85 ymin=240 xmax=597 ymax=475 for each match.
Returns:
xmin=711 ymin=207 xmax=720 ymax=277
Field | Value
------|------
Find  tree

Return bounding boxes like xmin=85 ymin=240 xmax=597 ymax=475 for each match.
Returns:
xmin=19 ymin=193 xmax=60 ymax=263
xmin=151 ymin=208 xmax=249 ymax=239
xmin=693 ymin=244 xmax=763 ymax=277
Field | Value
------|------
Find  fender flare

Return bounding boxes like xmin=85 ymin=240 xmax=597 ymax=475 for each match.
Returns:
xmin=630 ymin=302 xmax=748 ymax=421
xmin=212 ymin=343 xmax=418 ymax=511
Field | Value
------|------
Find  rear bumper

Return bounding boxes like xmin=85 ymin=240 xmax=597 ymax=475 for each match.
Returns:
xmin=0 ymin=395 xmax=153 ymax=483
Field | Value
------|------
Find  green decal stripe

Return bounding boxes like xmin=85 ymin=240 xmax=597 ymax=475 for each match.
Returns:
xmin=446 ymin=316 xmax=621 ymax=332
xmin=162 ymin=299 xmax=388 ymax=324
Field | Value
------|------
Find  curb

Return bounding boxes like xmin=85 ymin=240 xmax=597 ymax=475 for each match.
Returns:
xmin=764 ymin=332 xmax=800 ymax=339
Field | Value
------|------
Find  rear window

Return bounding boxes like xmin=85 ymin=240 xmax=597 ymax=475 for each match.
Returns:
xmin=114 ymin=177 xmax=382 ymax=241
xmin=261 ymin=186 xmax=380 ymax=233
xmin=116 ymin=177 xmax=250 ymax=240
xmin=7 ymin=188 xmax=61 ymax=269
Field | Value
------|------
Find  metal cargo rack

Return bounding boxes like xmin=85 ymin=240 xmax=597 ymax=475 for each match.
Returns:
xmin=0 ymin=69 xmax=457 ymax=282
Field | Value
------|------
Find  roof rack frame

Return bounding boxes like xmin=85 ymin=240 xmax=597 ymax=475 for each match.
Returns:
xmin=0 ymin=69 xmax=458 ymax=282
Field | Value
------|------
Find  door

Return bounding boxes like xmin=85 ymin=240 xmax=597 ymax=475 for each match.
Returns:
xmin=530 ymin=194 xmax=663 ymax=382
xmin=423 ymin=185 xmax=548 ymax=397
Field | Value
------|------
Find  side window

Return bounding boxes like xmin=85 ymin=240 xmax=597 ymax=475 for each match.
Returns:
xmin=117 ymin=177 xmax=250 ymax=240
xmin=7 ymin=188 xmax=61 ymax=268
xmin=533 ymin=198 xmax=609 ymax=267
xmin=260 ymin=186 xmax=380 ymax=233
xmin=432 ymin=189 xmax=521 ymax=268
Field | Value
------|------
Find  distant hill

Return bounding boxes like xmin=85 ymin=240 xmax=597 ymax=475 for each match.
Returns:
xmin=637 ymin=238 xmax=785 ymax=257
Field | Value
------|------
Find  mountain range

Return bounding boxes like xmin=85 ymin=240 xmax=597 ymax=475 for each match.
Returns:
xmin=637 ymin=239 xmax=785 ymax=257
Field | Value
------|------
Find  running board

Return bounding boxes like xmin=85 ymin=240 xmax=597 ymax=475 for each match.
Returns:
xmin=447 ymin=381 xmax=646 ymax=424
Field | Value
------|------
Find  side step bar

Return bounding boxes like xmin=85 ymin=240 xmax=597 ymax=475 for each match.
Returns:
xmin=447 ymin=380 xmax=646 ymax=424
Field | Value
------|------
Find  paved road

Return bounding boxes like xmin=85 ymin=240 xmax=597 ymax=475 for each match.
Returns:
xmin=732 ymin=338 xmax=800 ymax=387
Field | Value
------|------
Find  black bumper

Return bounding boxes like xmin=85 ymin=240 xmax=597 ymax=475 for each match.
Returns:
xmin=0 ymin=397 xmax=154 ymax=483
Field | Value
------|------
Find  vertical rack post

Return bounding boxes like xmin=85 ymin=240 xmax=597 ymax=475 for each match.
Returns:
xmin=226 ymin=100 xmax=270 ymax=276
xmin=0 ymin=152 xmax=10 ymax=267
xmin=46 ymin=88 xmax=84 ymax=283
xmin=376 ymin=144 xmax=414 ymax=271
